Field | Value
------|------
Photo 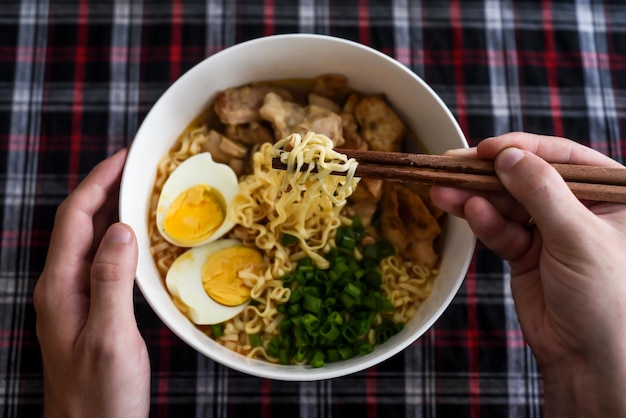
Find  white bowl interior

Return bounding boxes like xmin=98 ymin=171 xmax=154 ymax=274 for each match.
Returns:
xmin=120 ymin=34 xmax=475 ymax=381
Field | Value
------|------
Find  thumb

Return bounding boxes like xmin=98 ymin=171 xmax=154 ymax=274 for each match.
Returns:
xmin=89 ymin=222 xmax=139 ymax=328
xmin=495 ymin=147 xmax=590 ymax=233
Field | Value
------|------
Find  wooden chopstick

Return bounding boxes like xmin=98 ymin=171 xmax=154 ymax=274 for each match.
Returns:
xmin=271 ymin=148 xmax=626 ymax=204
xmin=336 ymin=148 xmax=626 ymax=185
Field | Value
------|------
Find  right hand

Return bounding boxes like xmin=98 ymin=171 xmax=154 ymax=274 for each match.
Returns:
xmin=430 ymin=132 xmax=626 ymax=417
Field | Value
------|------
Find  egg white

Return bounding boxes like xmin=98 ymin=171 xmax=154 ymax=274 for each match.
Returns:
xmin=156 ymin=152 xmax=239 ymax=247
xmin=166 ymin=239 xmax=251 ymax=325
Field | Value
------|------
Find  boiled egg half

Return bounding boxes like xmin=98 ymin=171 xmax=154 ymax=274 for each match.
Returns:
xmin=166 ymin=239 xmax=265 ymax=324
xmin=156 ymin=152 xmax=239 ymax=247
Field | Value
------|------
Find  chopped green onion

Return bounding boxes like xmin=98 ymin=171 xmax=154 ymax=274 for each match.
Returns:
xmin=339 ymin=234 xmax=356 ymax=250
xmin=326 ymin=348 xmax=340 ymax=363
xmin=303 ymin=285 xmax=321 ymax=297
xmin=375 ymin=326 xmax=394 ymax=344
xmin=335 ymin=227 xmax=345 ymax=247
xmin=279 ymin=349 xmax=290 ymax=365
xmin=314 ymin=270 xmax=328 ymax=283
xmin=377 ymin=241 xmax=395 ymax=259
xmin=351 ymin=215 xmax=364 ymax=232
xmin=294 ymin=271 xmax=306 ymax=284
xmin=211 ymin=324 xmax=224 ymax=338
xmin=323 ymin=297 xmax=337 ymax=308
xmin=362 ymin=244 xmax=378 ymax=260
xmin=301 ymin=313 xmax=320 ymax=333
xmin=298 ymin=257 xmax=314 ymax=271
xmin=379 ymin=297 xmax=395 ymax=313
xmin=333 ymin=259 xmax=349 ymax=277
xmin=303 ymin=294 xmax=322 ymax=314
xmin=310 ymin=350 xmax=325 ymax=368
xmin=344 ymin=283 xmax=361 ymax=299
xmin=342 ymin=326 xmax=357 ymax=343
xmin=295 ymin=346 xmax=309 ymax=363
xmin=267 ymin=338 xmax=279 ymax=357
xmin=354 ymin=319 xmax=371 ymax=337
xmin=288 ymin=304 xmax=301 ymax=316
xmin=294 ymin=326 xmax=307 ymax=346
xmin=365 ymin=270 xmax=382 ymax=287
xmin=281 ymin=233 xmax=299 ymax=246
xmin=361 ymin=295 xmax=377 ymax=310
xmin=340 ymin=293 xmax=356 ymax=308
xmin=320 ymin=322 xmax=340 ymax=342
xmin=289 ymin=287 xmax=303 ymax=303
xmin=327 ymin=311 xmax=343 ymax=325
xmin=248 ymin=333 xmax=261 ymax=347
xmin=357 ymin=343 xmax=374 ymax=355
xmin=338 ymin=344 xmax=354 ymax=359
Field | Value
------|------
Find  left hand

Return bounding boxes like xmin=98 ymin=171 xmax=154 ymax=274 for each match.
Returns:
xmin=34 ymin=149 xmax=150 ymax=418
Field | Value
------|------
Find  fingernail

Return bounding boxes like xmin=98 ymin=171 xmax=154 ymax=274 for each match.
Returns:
xmin=496 ymin=147 xmax=525 ymax=172
xmin=105 ymin=223 xmax=133 ymax=244
xmin=444 ymin=147 xmax=477 ymax=157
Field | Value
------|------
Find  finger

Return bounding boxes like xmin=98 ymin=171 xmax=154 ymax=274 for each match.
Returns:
xmin=477 ymin=132 xmax=623 ymax=167
xmin=494 ymin=147 xmax=592 ymax=234
xmin=43 ymin=149 xmax=128 ymax=286
xmin=89 ymin=184 xmax=121 ymax=259
xmin=463 ymin=195 xmax=534 ymax=262
xmin=430 ymin=185 xmax=530 ymax=224
xmin=88 ymin=223 xmax=138 ymax=329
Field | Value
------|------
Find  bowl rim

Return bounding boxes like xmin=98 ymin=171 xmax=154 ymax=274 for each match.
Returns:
xmin=121 ymin=33 xmax=475 ymax=381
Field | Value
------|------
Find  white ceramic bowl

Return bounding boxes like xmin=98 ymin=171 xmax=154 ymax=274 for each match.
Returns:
xmin=120 ymin=34 xmax=475 ymax=381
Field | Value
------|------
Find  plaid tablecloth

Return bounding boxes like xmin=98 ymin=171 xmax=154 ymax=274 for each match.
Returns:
xmin=2 ymin=1 xmax=625 ymax=417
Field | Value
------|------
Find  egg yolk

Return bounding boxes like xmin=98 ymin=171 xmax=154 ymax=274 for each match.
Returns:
xmin=164 ymin=184 xmax=224 ymax=245
xmin=202 ymin=247 xmax=263 ymax=306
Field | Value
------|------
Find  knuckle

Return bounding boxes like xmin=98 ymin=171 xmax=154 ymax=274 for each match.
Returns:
xmin=524 ymin=171 xmax=551 ymax=198
xmin=82 ymin=335 xmax=117 ymax=363
xmin=32 ymin=278 xmax=49 ymax=315
xmin=91 ymin=259 xmax=125 ymax=283
xmin=82 ymin=327 xmax=137 ymax=363
xmin=525 ymin=165 xmax=558 ymax=198
xmin=54 ymin=197 xmax=71 ymax=221
xmin=32 ymin=286 xmax=44 ymax=314
xmin=508 ymin=154 xmax=558 ymax=201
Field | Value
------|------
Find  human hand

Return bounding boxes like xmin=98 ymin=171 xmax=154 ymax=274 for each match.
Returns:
xmin=430 ymin=132 xmax=626 ymax=417
xmin=34 ymin=149 xmax=150 ymax=418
